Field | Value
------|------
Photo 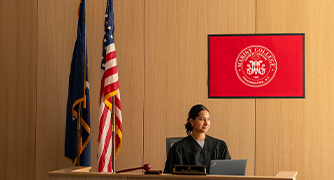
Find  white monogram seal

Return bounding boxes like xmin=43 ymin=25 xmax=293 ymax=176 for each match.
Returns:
xmin=235 ymin=45 xmax=277 ymax=87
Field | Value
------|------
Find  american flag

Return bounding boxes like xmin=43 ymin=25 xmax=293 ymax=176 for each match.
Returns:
xmin=98 ymin=0 xmax=122 ymax=172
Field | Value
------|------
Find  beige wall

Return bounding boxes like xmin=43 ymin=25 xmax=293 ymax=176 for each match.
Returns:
xmin=143 ymin=0 xmax=256 ymax=175
xmin=1 ymin=1 xmax=333 ymax=180
xmin=256 ymin=1 xmax=334 ymax=179
xmin=0 ymin=0 xmax=37 ymax=180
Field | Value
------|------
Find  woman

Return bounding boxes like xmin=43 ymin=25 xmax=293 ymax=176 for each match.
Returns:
xmin=163 ymin=104 xmax=231 ymax=173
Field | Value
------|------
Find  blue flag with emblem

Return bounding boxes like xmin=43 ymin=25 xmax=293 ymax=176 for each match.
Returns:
xmin=65 ymin=0 xmax=91 ymax=166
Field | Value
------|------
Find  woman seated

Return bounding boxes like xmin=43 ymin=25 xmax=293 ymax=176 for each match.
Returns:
xmin=164 ymin=104 xmax=231 ymax=173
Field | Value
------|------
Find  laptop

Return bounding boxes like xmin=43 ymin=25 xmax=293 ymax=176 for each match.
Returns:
xmin=209 ymin=159 xmax=247 ymax=175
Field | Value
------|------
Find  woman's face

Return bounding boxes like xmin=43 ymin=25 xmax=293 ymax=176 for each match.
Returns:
xmin=190 ymin=110 xmax=210 ymax=134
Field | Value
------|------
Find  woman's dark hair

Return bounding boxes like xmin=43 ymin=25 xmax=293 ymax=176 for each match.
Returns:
xmin=185 ymin=104 xmax=209 ymax=135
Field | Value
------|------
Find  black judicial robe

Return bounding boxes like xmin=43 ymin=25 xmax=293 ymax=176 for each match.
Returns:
xmin=163 ymin=134 xmax=231 ymax=173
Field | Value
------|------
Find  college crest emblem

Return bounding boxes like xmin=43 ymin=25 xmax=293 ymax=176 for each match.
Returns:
xmin=235 ymin=45 xmax=277 ymax=87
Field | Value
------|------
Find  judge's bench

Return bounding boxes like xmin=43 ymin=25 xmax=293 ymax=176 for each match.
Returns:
xmin=48 ymin=166 xmax=297 ymax=180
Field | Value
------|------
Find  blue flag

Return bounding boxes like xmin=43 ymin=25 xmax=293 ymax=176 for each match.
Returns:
xmin=65 ymin=0 xmax=91 ymax=166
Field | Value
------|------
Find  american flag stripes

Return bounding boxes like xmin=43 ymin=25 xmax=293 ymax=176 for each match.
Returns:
xmin=98 ymin=0 xmax=122 ymax=172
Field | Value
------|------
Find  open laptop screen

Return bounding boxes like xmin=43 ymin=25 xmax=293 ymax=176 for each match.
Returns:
xmin=209 ymin=159 xmax=247 ymax=175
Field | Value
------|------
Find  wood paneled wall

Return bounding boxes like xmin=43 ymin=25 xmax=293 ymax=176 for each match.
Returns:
xmin=0 ymin=0 xmax=37 ymax=180
xmin=143 ymin=0 xmax=256 ymax=175
xmin=1 ymin=1 xmax=334 ymax=180
xmin=256 ymin=1 xmax=334 ymax=180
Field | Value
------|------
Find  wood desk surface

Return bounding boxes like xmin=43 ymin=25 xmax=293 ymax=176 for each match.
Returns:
xmin=48 ymin=167 xmax=297 ymax=180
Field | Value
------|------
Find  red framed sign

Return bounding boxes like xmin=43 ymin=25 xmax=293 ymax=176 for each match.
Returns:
xmin=208 ymin=34 xmax=305 ymax=98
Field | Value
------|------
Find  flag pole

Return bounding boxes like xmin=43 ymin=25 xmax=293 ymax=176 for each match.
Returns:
xmin=76 ymin=103 xmax=83 ymax=166
xmin=112 ymin=96 xmax=116 ymax=173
